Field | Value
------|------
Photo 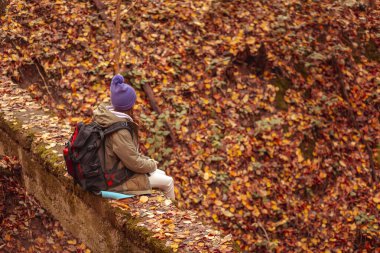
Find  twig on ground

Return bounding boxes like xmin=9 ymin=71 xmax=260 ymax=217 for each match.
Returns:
xmin=257 ymin=221 xmax=270 ymax=243
xmin=33 ymin=59 xmax=55 ymax=102
xmin=122 ymin=0 xmax=138 ymax=16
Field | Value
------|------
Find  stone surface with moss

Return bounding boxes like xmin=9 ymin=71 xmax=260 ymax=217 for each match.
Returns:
xmin=0 ymin=79 xmax=234 ymax=252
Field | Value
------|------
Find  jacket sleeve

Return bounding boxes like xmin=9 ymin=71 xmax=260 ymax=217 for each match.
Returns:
xmin=111 ymin=130 xmax=157 ymax=174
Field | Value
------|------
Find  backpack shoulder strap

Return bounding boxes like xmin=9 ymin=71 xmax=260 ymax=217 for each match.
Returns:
xmin=103 ymin=121 xmax=132 ymax=136
xmin=101 ymin=121 xmax=133 ymax=172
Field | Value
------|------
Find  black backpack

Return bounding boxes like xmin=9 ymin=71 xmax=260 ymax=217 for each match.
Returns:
xmin=63 ymin=121 xmax=134 ymax=193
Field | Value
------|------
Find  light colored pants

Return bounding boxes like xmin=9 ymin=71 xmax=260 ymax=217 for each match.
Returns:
xmin=149 ymin=169 xmax=175 ymax=199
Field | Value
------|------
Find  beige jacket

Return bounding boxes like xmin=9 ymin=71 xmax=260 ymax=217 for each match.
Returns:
xmin=93 ymin=105 xmax=156 ymax=195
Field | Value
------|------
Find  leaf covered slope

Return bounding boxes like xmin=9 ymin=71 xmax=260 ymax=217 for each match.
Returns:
xmin=1 ymin=0 xmax=380 ymax=251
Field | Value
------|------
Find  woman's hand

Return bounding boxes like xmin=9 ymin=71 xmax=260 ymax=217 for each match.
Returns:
xmin=149 ymin=159 xmax=159 ymax=165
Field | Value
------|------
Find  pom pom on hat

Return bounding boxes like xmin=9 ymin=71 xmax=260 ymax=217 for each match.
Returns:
xmin=110 ymin=74 xmax=136 ymax=111
xmin=111 ymin=74 xmax=124 ymax=86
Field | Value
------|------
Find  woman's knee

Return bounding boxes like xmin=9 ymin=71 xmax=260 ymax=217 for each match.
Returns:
xmin=159 ymin=176 xmax=173 ymax=188
xmin=165 ymin=176 xmax=174 ymax=188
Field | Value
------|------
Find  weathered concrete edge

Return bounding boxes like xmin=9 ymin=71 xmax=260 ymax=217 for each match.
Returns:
xmin=0 ymin=114 xmax=172 ymax=253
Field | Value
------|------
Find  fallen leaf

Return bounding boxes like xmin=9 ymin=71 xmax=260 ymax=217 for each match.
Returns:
xmin=139 ymin=196 xmax=149 ymax=203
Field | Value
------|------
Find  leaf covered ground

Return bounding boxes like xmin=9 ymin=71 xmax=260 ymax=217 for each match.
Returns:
xmin=0 ymin=156 xmax=91 ymax=253
xmin=1 ymin=0 xmax=380 ymax=251
xmin=0 ymin=78 xmax=234 ymax=252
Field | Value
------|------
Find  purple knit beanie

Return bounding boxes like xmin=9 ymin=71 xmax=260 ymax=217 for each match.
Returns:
xmin=110 ymin=74 xmax=136 ymax=111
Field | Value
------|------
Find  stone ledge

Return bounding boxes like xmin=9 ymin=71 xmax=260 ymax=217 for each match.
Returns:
xmin=0 ymin=78 xmax=234 ymax=253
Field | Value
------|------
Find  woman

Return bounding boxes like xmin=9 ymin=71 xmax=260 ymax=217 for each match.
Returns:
xmin=92 ymin=74 xmax=175 ymax=199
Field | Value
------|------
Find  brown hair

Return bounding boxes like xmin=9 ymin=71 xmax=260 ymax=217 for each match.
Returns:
xmin=115 ymin=108 xmax=140 ymax=126
xmin=115 ymin=108 xmax=133 ymax=117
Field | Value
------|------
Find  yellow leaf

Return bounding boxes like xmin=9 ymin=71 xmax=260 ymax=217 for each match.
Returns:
xmin=242 ymin=94 xmax=249 ymax=103
xmin=57 ymin=104 xmax=65 ymax=110
xmin=170 ymin=243 xmax=179 ymax=252
xmin=134 ymin=44 xmax=141 ymax=52
xmin=201 ymin=98 xmax=209 ymax=105
xmin=296 ymin=148 xmax=304 ymax=163
xmin=11 ymin=54 xmax=19 ymax=61
xmin=271 ymin=201 xmax=279 ymax=211
xmin=212 ymin=214 xmax=219 ymax=223
xmin=181 ymin=126 xmax=188 ymax=134
xmin=203 ymin=172 xmax=210 ymax=180
xmin=215 ymin=200 xmax=223 ymax=206
xmin=311 ymin=238 xmax=318 ymax=245
xmin=111 ymin=202 xmax=129 ymax=210
xmin=156 ymin=196 xmax=163 ymax=202
xmin=78 ymin=243 xmax=86 ymax=250
xmin=70 ymin=117 xmax=82 ymax=124
xmin=246 ymin=36 xmax=256 ymax=45
xmin=231 ymin=92 xmax=239 ymax=101
xmin=222 ymin=209 xmax=234 ymax=217
xmin=252 ymin=205 xmax=260 ymax=217
xmin=168 ymin=223 xmax=176 ymax=230
xmin=260 ymin=21 xmax=270 ymax=32
xmin=231 ymin=30 xmax=244 ymax=45
xmin=67 ymin=239 xmax=77 ymax=245
xmin=373 ymin=192 xmax=380 ymax=203
xmin=275 ymin=218 xmax=288 ymax=227
xmin=85 ymin=97 xmax=96 ymax=104
xmin=17 ymin=3 xmax=23 ymax=11
xmin=163 ymin=219 xmax=173 ymax=224
xmin=139 ymin=196 xmax=149 ymax=203
xmin=55 ymin=230 xmax=65 ymax=238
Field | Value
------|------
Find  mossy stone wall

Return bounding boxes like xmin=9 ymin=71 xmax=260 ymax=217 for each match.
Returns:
xmin=0 ymin=123 xmax=169 ymax=253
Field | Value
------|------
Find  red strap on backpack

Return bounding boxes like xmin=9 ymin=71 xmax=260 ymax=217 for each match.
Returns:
xmin=63 ymin=124 xmax=81 ymax=177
